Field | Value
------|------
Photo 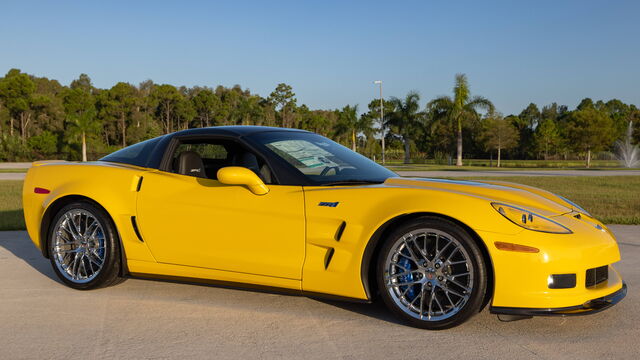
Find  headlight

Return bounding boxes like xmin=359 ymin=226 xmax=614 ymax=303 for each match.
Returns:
xmin=556 ymin=195 xmax=591 ymax=217
xmin=491 ymin=203 xmax=572 ymax=234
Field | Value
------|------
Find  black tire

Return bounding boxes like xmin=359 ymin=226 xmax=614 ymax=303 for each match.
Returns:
xmin=48 ymin=200 xmax=124 ymax=290
xmin=376 ymin=216 xmax=487 ymax=330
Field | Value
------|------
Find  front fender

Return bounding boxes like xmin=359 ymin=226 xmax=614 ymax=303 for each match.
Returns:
xmin=301 ymin=185 xmax=512 ymax=300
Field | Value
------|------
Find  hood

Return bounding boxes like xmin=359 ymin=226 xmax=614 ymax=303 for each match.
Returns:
xmin=384 ymin=177 xmax=573 ymax=216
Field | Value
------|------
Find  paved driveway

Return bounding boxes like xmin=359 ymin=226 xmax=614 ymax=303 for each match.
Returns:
xmin=0 ymin=162 xmax=31 ymax=169
xmin=0 ymin=173 xmax=27 ymax=180
xmin=0 ymin=227 xmax=638 ymax=359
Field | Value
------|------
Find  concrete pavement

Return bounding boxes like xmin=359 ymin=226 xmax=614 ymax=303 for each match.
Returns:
xmin=0 ymin=162 xmax=31 ymax=169
xmin=0 ymin=172 xmax=28 ymax=180
xmin=0 ymin=226 xmax=639 ymax=359
xmin=0 ymin=162 xmax=29 ymax=180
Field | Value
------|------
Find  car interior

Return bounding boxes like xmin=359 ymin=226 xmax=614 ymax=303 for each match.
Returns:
xmin=170 ymin=139 xmax=273 ymax=184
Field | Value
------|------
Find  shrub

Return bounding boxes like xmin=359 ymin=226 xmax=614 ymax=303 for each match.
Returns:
xmin=27 ymin=131 xmax=58 ymax=158
xmin=0 ymin=135 xmax=31 ymax=161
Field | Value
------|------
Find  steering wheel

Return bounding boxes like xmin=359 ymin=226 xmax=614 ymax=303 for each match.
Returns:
xmin=320 ymin=166 xmax=340 ymax=176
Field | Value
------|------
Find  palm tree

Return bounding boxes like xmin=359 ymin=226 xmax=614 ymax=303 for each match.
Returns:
xmin=63 ymin=87 xmax=99 ymax=161
xmin=386 ymin=91 xmax=424 ymax=164
xmin=67 ymin=108 xmax=99 ymax=161
xmin=428 ymin=74 xmax=494 ymax=166
xmin=357 ymin=112 xmax=375 ymax=152
xmin=335 ymin=105 xmax=360 ymax=151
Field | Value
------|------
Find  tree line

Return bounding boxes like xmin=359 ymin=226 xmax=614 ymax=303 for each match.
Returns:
xmin=1 ymin=69 xmax=638 ymax=166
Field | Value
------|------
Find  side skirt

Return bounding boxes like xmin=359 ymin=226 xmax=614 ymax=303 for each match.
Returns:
xmin=127 ymin=272 xmax=372 ymax=304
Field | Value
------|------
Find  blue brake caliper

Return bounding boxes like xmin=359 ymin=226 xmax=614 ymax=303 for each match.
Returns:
xmin=397 ymin=255 xmax=417 ymax=302
xmin=96 ymin=228 xmax=105 ymax=259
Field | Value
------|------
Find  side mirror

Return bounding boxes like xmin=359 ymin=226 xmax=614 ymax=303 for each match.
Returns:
xmin=217 ymin=166 xmax=269 ymax=195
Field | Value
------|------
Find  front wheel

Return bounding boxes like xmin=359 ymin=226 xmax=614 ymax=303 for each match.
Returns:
xmin=48 ymin=201 xmax=124 ymax=290
xmin=377 ymin=217 xmax=487 ymax=329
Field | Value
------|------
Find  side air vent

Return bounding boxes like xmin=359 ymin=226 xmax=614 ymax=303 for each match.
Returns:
xmin=131 ymin=216 xmax=144 ymax=242
xmin=334 ymin=221 xmax=346 ymax=242
xmin=324 ymin=248 xmax=335 ymax=270
xmin=136 ymin=176 xmax=144 ymax=192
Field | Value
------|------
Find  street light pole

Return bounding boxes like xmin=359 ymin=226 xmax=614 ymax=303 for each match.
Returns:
xmin=374 ymin=80 xmax=385 ymax=164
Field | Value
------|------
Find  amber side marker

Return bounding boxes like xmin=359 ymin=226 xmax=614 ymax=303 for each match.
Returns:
xmin=494 ymin=241 xmax=539 ymax=253
xmin=34 ymin=187 xmax=50 ymax=194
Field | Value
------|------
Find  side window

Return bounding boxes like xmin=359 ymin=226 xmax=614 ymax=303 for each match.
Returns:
xmin=172 ymin=142 xmax=231 ymax=179
xmin=173 ymin=143 xmax=228 ymax=162
xmin=170 ymin=138 xmax=274 ymax=184
xmin=100 ymin=137 xmax=161 ymax=167
xmin=173 ymin=143 xmax=229 ymax=162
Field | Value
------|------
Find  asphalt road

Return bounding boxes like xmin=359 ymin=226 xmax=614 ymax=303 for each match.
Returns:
xmin=1 ymin=227 xmax=639 ymax=359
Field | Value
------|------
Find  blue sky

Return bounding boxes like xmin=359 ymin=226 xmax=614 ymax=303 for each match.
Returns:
xmin=1 ymin=0 xmax=638 ymax=114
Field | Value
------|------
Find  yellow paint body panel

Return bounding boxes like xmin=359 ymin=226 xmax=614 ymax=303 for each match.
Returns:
xmin=127 ymin=260 xmax=300 ymax=290
xmin=23 ymin=164 xmax=624 ymax=310
xmin=22 ymin=161 xmax=156 ymax=263
xmin=135 ymin=170 xmax=305 ymax=280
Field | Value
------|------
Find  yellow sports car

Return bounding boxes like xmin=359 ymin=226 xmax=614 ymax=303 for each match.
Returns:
xmin=22 ymin=126 xmax=626 ymax=329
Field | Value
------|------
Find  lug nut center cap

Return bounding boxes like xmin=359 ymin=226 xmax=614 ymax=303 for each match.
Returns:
xmin=426 ymin=272 xmax=435 ymax=280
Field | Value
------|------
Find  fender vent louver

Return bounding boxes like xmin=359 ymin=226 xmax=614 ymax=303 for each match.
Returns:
xmin=324 ymin=248 xmax=335 ymax=270
xmin=334 ymin=221 xmax=346 ymax=242
xmin=136 ymin=176 xmax=144 ymax=192
xmin=131 ymin=216 xmax=144 ymax=242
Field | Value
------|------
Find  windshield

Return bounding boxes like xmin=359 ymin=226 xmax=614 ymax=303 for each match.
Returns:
xmin=249 ymin=131 xmax=396 ymax=185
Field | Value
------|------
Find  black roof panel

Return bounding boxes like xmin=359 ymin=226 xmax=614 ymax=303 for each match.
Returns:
xmin=172 ymin=125 xmax=310 ymax=137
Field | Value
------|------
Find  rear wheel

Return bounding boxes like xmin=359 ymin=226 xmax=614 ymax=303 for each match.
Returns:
xmin=377 ymin=216 xmax=487 ymax=329
xmin=48 ymin=201 xmax=123 ymax=289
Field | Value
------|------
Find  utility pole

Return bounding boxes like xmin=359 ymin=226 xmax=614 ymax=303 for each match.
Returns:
xmin=374 ymin=80 xmax=385 ymax=164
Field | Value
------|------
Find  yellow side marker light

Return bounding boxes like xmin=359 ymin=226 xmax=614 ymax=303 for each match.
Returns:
xmin=494 ymin=241 xmax=540 ymax=253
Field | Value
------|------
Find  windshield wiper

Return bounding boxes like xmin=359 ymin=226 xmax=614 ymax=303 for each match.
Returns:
xmin=320 ymin=179 xmax=384 ymax=186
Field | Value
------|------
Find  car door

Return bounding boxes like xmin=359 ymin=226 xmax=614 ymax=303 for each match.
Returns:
xmin=135 ymin=138 xmax=306 ymax=280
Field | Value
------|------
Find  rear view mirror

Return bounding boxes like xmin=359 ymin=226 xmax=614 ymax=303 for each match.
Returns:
xmin=217 ymin=167 xmax=269 ymax=195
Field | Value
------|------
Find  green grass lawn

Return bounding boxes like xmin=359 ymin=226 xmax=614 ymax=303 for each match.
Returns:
xmin=0 ymin=169 xmax=29 ymax=173
xmin=383 ymin=159 xmax=623 ymax=169
xmin=0 ymin=176 xmax=638 ymax=231
xmin=386 ymin=165 xmax=635 ymax=172
xmin=0 ymin=181 xmax=25 ymax=231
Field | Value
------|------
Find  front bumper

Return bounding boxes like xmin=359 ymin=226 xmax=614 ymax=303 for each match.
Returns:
xmin=491 ymin=282 xmax=627 ymax=316
xmin=477 ymin=215 xmax=625 ymax=310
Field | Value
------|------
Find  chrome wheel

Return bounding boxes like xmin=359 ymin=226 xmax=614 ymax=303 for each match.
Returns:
xmin=383 ymin=229 xmax=474 ymax=321
xmin=51 ymin=209 xmax=106 ymax=284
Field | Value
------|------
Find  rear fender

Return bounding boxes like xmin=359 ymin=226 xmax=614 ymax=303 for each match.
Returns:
xmin=24 ymin=163 xmax=157 ymax=265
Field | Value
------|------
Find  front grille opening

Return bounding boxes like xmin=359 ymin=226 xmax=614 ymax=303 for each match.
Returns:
xmin=586 ymin=265 xmax=608 ymax=288
xmin=548 ymin=274 xmax=576 ymax=289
